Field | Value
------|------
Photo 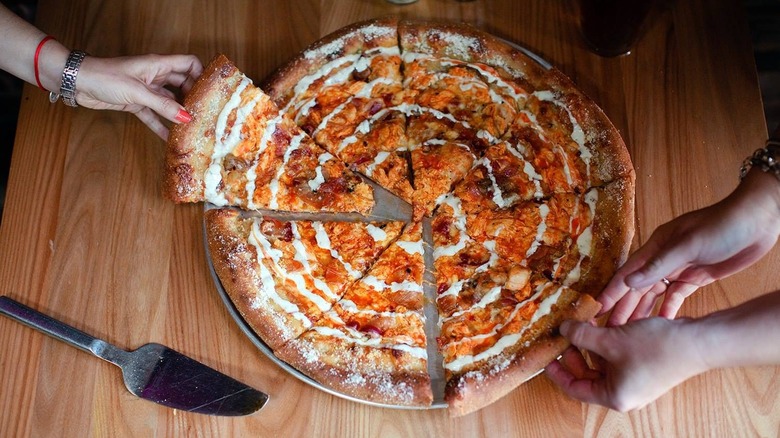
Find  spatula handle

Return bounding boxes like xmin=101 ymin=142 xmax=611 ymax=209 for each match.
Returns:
xmin=0 ymin=296 xmax=124 ymax=362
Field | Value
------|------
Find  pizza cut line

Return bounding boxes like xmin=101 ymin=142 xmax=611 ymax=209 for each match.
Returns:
xmin=165 ymin=18 xmax=636 ymax=416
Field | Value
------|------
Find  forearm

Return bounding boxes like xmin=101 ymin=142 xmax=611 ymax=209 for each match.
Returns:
xmin=0 ymin=3 xmax=68 ymax=92
xmin=695 ymin=288 xmax=780 ymax=369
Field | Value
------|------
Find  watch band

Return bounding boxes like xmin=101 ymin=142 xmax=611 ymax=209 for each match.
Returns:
xmin=53 ymin=50 xmax=87 ymax=107
xmin=740 ymin=139 xmax=780 ymax=181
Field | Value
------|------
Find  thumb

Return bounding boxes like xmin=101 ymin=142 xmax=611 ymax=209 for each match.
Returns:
xmin=560 ymin=320 xmax=606 ymax=355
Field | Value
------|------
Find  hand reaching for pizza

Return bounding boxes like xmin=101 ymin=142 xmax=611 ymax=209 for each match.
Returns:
xmin=544 ymin=317 xmax=706 ymax=412
xmin=0 ymin=3 xmax=202 ymax=140
xmin=598 ymin=168 xmax=780 ymax=326
xmin=547 ymin=289 xmax=780 ymax=412
xmin=76 ymin=54 xmax=203 ymax=139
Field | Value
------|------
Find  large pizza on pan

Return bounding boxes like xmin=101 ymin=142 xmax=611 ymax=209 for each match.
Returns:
xmin=165 ymin=17 xmax=635 ymax=416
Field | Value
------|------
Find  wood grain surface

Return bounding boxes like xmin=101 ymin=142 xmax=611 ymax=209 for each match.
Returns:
xmin=1 ymin=0 xmax=778 ymax=437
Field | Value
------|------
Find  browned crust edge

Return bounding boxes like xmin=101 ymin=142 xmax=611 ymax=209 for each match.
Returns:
xmin=573 ymin=176 xmax=637 ymax=295
xmin=262 ymin=17 xmax=399 ymax=107
xmin=163 ymin=54 xmax=243 ymax=203
xmin=445 ymin=292 xmax=601 ymax=417
xmin=397 ymin=19 xmax=550 ymax=87
xmin=204 ymin=208 xmax=303 ymax=350
xmin=276 ymin=337 xmax=433 ymax=407
xmin=545 ymin=68 xmax=636 ymax=186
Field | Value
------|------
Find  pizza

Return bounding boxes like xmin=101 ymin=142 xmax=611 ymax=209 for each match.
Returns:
xmin=164 ymin=54 xmax=374 ymax=214
xmin=166 ymin=18 xmax=635 ymax=416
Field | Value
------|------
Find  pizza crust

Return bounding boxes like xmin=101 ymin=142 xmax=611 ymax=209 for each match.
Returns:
xmin=165 ymin=54 xmax=242 ymax=203
xmin=276 ymin=333 xmax=433 ymax=406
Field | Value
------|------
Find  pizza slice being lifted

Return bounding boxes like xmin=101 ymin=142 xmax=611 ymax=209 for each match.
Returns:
xmin=164 ymin=54 xmax=374 ymax=214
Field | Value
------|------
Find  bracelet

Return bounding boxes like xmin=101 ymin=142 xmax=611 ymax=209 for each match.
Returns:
xmin=739 ymin=139 xmax=780 ymax=181
xmin=34 ymin=36 xmax=56 ymax=90
xmin=49 ymin=49 xmax=87 ymax=107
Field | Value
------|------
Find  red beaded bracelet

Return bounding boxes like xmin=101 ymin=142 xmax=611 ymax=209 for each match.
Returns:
xmin=34 ymin=35 xmax=56 ymax=90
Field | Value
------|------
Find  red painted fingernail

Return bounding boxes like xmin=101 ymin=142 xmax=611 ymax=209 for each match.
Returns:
xmin=175 ymin=109 xmax=192 ymax=123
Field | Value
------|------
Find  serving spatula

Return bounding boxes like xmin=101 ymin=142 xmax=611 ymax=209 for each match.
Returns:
xmin=0 ymin=295 xmax=268 ymax=416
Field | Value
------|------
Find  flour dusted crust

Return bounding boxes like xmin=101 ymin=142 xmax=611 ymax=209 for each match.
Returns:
xmin=189 ymin=18 xmax=636 ymax=415
xmin=165 ymin=54 xmax=243 ymax=202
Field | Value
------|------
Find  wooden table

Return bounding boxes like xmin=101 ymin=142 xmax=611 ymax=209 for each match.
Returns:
xmin=1 ymin=0 xmax=777 ymax=436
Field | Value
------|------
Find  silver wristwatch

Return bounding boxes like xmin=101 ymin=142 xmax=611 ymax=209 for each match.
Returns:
xmin=48 ymin=50 xmax=87 ymax=107
xmin=740 ymin=139 xmax=780 ymax=181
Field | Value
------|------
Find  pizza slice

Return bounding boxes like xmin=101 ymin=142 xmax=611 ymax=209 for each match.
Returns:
xmin=437 ymin=266 xmax=600 ymax=416
xmin=263 ymin=19 xmax=419 ymax=210
xmin=164 ymin=54 xmax=373 ymax=214
xmin=205 ymin=208 xmax=404 ymax=350
xmin=275 ymin=222 xmax=433 ymax=406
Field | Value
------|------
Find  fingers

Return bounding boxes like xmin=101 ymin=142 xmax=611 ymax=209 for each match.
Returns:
xmin=658 ymin=281 xmax=699 ymax=318
xmin=559 ymin=320 xmax=608 ymax=356
xmin=134 ymin=107 xmax=169 ymax=140
xmin=545 ymin=358 xmax=607 ymax=406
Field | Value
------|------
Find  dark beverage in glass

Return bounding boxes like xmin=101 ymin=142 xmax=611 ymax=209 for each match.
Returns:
xmin=579 ymin=0 xmax=654 ymax=57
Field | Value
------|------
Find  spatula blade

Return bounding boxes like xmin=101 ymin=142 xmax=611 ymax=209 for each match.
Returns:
xmin=127 ymin=343 xmax=269 ymax=416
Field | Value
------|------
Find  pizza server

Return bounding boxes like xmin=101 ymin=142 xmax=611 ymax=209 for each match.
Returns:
xmin=0 ymin=295 xmax=268 ymax=416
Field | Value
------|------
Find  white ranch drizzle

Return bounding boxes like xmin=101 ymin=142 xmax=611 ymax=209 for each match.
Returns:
xmin=205 ymin=76 xmax=254 ymax=205
xmin=337 ymin=299 xmax=421 ymax=318
xmin=401 ymin=51 xmax=527 ymax=104
xmin=525 ymin=203 xmax=550 ymax=258
xmin=247 ymin=222 xmax=311 ymax=327
xmin=396 ymin=238 xmax=424 ymax=256
xmin=311 ymin=222 xmax=361 ymax=279
xmin=311 ymin=325 xmax=427 ymax=359
xmin=444 ymin=283 xmax=564 ymax=373
xmin=361 ymin=275 xmax=424 ymax=294
xmin=286 ymin=46 xmax=400 ymax=119
xmin=266 ymin=133 xmax=304 ymax=210
xmin=432 ymin=193 xmax=469 ymax=260
xmin=532 ymin=90 xmax=592 ymax=181
xmin=290 ymin=222 xmax=338 ymax=304
xmin=365 ymin=223 xmax=388 ymax=242
xmin=311 ymin=76 xmax=396 ymax=140
xmin=364 ymin=151 xmax=391 ymax=177
xmin=307 ymin=150 xmax=334 ymax=192
xmin=564 ymin=188 xmax=598 ymax=285
xmin=243 ymin=111 xmax=286 ymax=210
xmin=501 ymin=141 xmax=544 ymax=199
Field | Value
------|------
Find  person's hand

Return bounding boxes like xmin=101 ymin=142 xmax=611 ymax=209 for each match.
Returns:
xmin=76 ymin=54 xmax=203 ymax=140
xmin=545 ymin=317 xmax=707 ymax=412
xmin=599 ymin=170 xmax=780 ymax=326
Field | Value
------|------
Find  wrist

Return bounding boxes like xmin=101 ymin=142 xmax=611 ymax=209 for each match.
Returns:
xmin=730 ymin=168 xmax=780 ymax=235
xmin=38 ymin=40 xmax=69 ymax=93
xmin=674 ymin=318 xmax=714 ymax=377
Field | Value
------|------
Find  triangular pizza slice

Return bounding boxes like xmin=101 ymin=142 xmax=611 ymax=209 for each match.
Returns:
xmin=204 ymin=207 xmax=404 ymax=350
xmin=164 ymin=54 xmax=373 ymax=214
xmin=275 ymin=222 xmax=432 ymax=406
